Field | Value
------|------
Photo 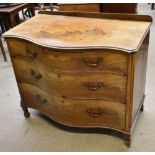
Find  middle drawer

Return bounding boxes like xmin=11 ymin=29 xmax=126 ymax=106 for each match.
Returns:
xmin=13 ymin=58 xmax=127 ymax=103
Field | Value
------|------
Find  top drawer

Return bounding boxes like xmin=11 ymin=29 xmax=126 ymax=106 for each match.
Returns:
xmin=7 ymin=39 xmax=128 ymax=75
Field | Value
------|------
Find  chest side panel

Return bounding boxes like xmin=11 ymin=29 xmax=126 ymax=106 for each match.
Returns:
xmin=132 ymin=33 xmax=149 ymax=124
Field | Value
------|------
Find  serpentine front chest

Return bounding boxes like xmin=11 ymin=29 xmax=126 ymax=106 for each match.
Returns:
xmin=3 ymin=11 xmax=152 ymax=146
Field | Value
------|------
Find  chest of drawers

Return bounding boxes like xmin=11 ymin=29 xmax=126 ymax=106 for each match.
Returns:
xmin=3 ymin=11 xmax=152 ymax=147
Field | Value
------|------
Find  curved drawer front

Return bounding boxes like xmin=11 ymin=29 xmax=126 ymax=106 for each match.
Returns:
xmin=19 ymin=83 xmax=125 ymax=130
xmin=8 ymin=39 xmax=128 ymax=75
xmin=13 ymin=58 xmax=127 ymax=103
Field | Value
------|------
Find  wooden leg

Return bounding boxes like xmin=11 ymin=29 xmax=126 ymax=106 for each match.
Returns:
xmin=0 ymin=20 xmax=6 ymax=33
xmin=29 ymin=7 xmax=35 ymax=16
xmin=151 ymin=3 xmax=155 ymax=10
xmin=124 ymin=134 xmax=131 ymax=147
xmin=8 ymin=14 xmax=15 ymax=28
xmin=14 ymin=14 xmax=21 ymax=26
xmin=140 ymin=95 xmax=145 ymax=112
xmin=0 ymin=39 xmax=7 ymax=61
xmin=140 ymin=104 xmax=144 ymax=112
xmin=20 ymin=101 xmax=30 ymax=118
xmin=28 ymin=9 xmax=32 ymax=18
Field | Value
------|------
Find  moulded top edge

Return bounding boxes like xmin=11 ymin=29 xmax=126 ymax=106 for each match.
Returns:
xmin=3 ymin=12 xmax=152 ymax=53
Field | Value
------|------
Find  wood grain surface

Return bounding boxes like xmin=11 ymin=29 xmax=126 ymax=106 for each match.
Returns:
xmin=12 ymin=58 xmax=127 ymax=103
xmin=131 ymin=33 xmax=149 ymax=124
xmin=8 ymin=39 xmax=128 ymax=75
xmin=3 ymin=13 xmax=151 ymax=52
xmin=19 ymin=83 xmax=126 ymax=130
xmin=59 ymin=3 xmax=101 ymax=12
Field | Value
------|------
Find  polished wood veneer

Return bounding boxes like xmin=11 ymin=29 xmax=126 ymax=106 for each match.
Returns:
xmin=4 ymin=13 xmax=151 ymax=51
xmin=12 ymin=57 xmax=127 ymax=103
xmin=19 ymin=83 xmax=125 ymax=130
xmin=3 ymin=11 xmax=152 ymax=147
xmin=8 ymin=39 xmax=128 ymax=75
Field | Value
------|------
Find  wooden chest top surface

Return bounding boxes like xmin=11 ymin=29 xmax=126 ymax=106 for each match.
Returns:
xmin=3 ymin=13 xmax=151 ymax=52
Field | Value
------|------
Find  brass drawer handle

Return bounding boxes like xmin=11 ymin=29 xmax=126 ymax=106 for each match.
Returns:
xmin=83 ymin=57 xmax=103 ymax=68
xmin=30 ymin=69 xmax=42 ymax=80
xmin=26 ymin=48 xmax=37 ymax=59
xmin=84 ymin=82 xmax=104 ymax=91
xmin=87 ymin=108 xmax=104 ymax=118
xmin=36 ymin=94 xmax=47 ymax=104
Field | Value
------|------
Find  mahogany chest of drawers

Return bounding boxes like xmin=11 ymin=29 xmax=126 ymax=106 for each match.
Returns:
xmin=3 ymin=11 xmax=152 ymax=146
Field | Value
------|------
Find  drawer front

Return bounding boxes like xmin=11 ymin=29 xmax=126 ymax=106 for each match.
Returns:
xmin=19 ymin=83 xmax=125 ymax=130
xmin=13 ymin=58 xmax=127 ymax=103
xmin=8 ymin=39 xmax=128 ymax=75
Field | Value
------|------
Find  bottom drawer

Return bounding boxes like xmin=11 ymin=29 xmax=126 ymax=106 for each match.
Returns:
xmin=19 ymin=83 xmax=125 ymax=131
